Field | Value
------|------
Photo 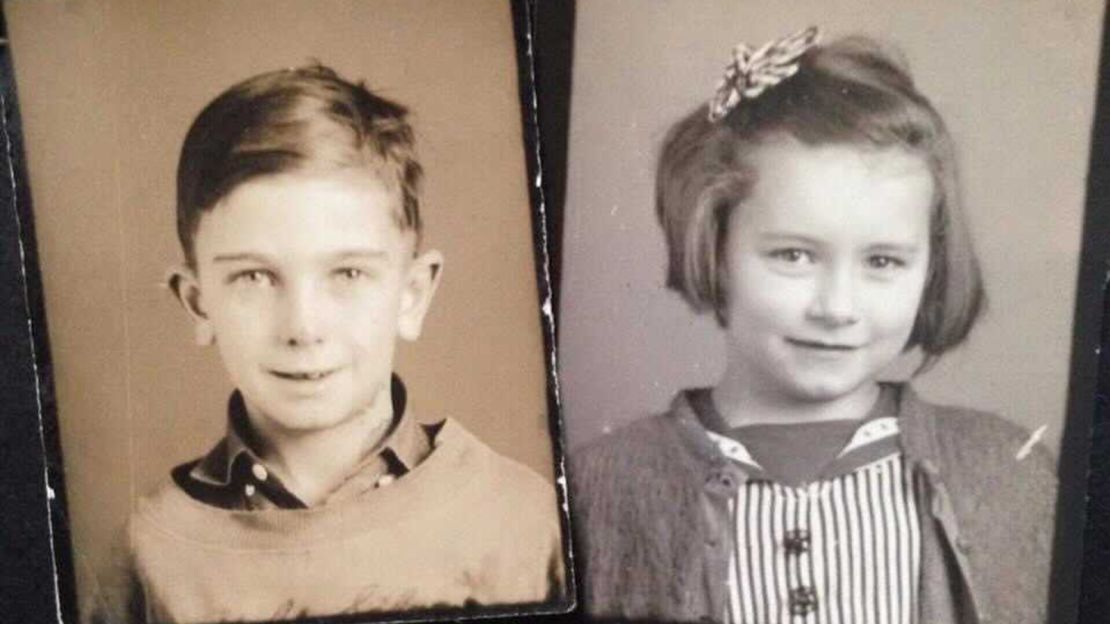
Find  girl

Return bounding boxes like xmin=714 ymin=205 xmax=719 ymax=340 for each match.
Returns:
xmin=571 ymin=28 xmax=1056 ymax=624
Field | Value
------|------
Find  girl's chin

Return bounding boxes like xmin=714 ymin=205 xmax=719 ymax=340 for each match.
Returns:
xmin=776 ymin=374 xmax=875 ymax=404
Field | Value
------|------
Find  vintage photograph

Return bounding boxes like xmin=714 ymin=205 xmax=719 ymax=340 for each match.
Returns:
xmin=559 ymin=2 xmax=1104 ymax=623
xmin=7 ymin=1 xmax=569 ymax=623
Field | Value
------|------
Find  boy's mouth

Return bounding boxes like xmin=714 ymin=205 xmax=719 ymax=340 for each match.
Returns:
xmin=270 ymin=368 xmax=338 ymax=381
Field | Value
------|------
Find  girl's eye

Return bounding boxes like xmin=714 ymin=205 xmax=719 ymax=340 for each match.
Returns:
xmin=769 ymin=248 xmax=814 ymax=264
xmin=866 ymin=255 xmax=906 ymax=270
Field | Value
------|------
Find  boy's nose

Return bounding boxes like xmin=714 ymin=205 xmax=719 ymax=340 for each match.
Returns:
xmin=278 ymin=283 xmax=326 ymax=347
xmin=806 ymin=266 xmax=860 ymax=328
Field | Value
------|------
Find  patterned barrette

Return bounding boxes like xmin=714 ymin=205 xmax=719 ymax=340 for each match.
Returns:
xmin=707 ymin=26 xmax=821 ymax=122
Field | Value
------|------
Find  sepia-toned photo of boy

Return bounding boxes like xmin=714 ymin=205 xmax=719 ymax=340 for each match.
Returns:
xmin=88 ymin=64 xmax=563 ymax=624
xmin=5 ymin=2 xmax=569 ymax=623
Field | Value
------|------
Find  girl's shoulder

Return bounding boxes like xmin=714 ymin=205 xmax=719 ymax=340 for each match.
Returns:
xmin=901 ymin=388 xmax=1047 ymax=457
xmin=569 ymin=398 xmax=712 ymax=500
xmin=571 ymin=412 xmax=687 ymax=475
xmin=901 ymin=385 xmax=1057 ymax=478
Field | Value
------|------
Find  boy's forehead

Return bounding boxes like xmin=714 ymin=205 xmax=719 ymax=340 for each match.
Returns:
xmin=193 ymin=169 xmax=413 ymax=261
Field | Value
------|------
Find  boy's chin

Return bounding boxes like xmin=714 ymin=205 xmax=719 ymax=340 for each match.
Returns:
xmin=244 ymin=394 xmax=379 ymax=438
xmin=256 ymin=406 xmax=356 ymax=435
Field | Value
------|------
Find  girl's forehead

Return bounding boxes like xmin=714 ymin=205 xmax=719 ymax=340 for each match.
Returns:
xmin=736 ymin=138 xmax=934 ymax=236
xmin=749 ymin=136 xmax=930 ymax=179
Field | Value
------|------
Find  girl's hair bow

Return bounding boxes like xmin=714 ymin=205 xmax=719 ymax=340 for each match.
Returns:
xmin=707 ymin=26 xmax=821 ymax=122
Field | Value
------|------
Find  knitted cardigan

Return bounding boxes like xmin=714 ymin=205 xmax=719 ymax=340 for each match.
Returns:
xmin=570 ymin=384 xmax=1056 ymax=624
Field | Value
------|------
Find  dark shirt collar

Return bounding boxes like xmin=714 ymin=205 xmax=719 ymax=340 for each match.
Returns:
xmin=685 ymin=382 xmax=898 ymax=435
xmin=188 ymin=374 xmax=427 ymax=489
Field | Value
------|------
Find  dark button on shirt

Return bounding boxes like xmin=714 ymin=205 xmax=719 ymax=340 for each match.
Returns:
xmin=172 ymin=374 xmax=432 ymax=510
xmin=783 ymin=529 xmax=811 ymax=556
xmin=789 ymin=586 xmax=818 ymax=616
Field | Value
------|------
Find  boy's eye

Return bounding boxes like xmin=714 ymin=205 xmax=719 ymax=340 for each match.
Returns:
xmin=229 ymin=269 xmax=275 ymax=286
xmin=333 ymin=267 xmax=371 ymax=281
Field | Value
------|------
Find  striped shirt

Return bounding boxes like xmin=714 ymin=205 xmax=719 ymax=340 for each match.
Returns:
xmin=706 ymin=417 xmax=921 ymax=624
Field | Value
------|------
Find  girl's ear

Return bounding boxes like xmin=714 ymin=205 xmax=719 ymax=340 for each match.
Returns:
xmin=397 ymin=249 xmax=444 ymax=342
xmin=166 ymin=265 xmax=215 ymax=346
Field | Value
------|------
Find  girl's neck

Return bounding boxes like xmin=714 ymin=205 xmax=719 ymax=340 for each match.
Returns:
xmin=711 ymin=374 xmax=881 ymax=429
xmin=249 ymin=389 xmax=395 ymax=506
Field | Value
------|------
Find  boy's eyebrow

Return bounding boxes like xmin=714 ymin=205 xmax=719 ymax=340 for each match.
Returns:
xmin=210 ymin=249 xmax=392 ymax=264
xmin=329 ymin=249 xmax=391 ymax=261
xmin=212 ymin=252 xmax=273 ymax=264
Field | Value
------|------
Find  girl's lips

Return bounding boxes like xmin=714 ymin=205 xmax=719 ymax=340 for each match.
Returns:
xmin=786 ymin=337 xmax=860 ymax=351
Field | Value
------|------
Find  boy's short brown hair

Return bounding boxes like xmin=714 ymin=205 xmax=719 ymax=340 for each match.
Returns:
xmin=656 ymin=36 xmax=984 ymax=365
xmin=176 ymin=63 xmax=422 ymax=266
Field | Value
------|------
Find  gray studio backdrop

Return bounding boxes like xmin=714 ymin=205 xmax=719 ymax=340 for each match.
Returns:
xmin=558 ymin=0 xmax=1103 ymax=454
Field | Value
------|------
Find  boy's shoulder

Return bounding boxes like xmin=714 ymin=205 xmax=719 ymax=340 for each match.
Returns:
xmin=128 ymin=464 xmax=211 ymax=534
xmin=432 ymin=418 xmax=557 ymax=511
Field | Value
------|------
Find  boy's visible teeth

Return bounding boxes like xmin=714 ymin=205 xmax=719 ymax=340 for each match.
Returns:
xmin=281 ymin=371 xmax=329 ymax=380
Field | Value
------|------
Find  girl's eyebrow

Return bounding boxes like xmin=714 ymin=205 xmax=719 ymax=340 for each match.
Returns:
xmin=756 ymin=232 xmax=822 ymax=245
xmin=865 ymin=242 xmax=921 ymax=254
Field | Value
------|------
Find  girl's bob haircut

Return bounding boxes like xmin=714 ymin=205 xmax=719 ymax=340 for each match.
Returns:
xmin=656 ymin=36 xmax=984 ymax=366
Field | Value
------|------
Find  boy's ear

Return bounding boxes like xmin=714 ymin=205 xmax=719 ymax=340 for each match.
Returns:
xmin=166 ymin=265 xmax=215 ymax=347
xmin=398 ymin=250 xmax=444 ymax=342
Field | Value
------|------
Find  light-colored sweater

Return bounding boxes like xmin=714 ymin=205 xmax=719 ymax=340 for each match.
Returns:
xmin=92 ymin=419 xmax=565 ymax=623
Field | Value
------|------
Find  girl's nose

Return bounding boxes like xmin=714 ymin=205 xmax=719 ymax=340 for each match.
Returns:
xmin=278 ymin=282 xmax=326 ymax=347
xmin=806 ymin=266 xmax=860 ymax=327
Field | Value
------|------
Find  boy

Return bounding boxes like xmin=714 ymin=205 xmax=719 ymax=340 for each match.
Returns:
xmin=92 ymin=64 xmax=564 ymax=624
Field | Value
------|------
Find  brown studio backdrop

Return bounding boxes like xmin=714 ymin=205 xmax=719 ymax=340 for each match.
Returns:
xmin=559 ymin=0 xmax=1103 ymax=452
xmin=9 ymin=0 xmax=553 ymax=611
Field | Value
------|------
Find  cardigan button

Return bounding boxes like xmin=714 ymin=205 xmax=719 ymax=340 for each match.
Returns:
xmin=705 ymin=471 xmax=735 ymax=490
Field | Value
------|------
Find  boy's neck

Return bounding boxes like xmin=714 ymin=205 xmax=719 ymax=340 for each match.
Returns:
xmin=247 ymin=385 xmax=396 ymax=507
xmin=711 ymin=373 xmax=880 ymax=429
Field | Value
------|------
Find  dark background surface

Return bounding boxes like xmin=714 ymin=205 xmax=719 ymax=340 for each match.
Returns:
xmin=3 ymin=1 xmax=1109 ymax=622
xmin=1075 ymin=3 xmax=1110 ymax=619
xmin=0 ymin=7 xmax=78 ymax=623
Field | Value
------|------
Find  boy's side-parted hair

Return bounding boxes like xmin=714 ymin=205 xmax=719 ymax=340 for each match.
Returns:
xmin=176 ymin=63 xmax=423 ymax=266
xmin=656 ymin=35 xmax=984 ymax=365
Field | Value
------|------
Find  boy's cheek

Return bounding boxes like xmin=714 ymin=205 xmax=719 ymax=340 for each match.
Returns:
xmin=194 ymin=318 xmax=216 ymax=346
